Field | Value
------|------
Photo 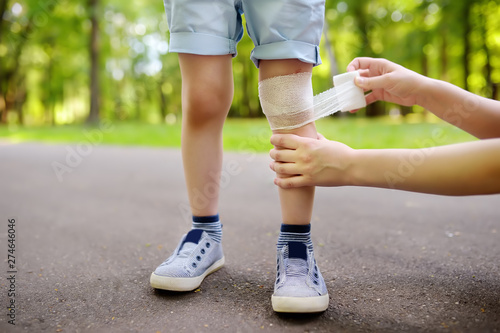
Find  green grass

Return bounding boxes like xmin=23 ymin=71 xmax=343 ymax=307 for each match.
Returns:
xmin=0 ymin=116 xmax=476 ymax=152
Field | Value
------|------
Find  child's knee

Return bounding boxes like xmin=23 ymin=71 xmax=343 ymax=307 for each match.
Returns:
xmin=183 ymin=84 xmax=233 ymax=126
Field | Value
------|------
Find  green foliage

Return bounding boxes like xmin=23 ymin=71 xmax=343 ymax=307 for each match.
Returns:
xmin=1 ymin=0 xmax=499 ymax=125
xmin=0 ymin=116 xmax=476 ymax=151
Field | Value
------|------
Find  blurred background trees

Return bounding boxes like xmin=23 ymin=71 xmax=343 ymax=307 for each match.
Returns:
xmin=1 ymin=0 xmax=499 ymax=126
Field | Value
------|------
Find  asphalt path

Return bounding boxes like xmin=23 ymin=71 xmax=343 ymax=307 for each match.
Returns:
xmin=0 ymin=141 xmax=499 ymax=332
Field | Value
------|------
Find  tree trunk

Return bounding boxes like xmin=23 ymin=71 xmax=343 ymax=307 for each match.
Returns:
xmin=15 ymin=80 xmax=26 ymax=125
xmin=462 ymin=2 xmax=471 ymax=91
xmin=421 ymin=39 xmax=429 ymax=120
xmin=43 ymin=45 xmax=55 ymax=125
xmin=248 ymin=62 xmax=260 ymax=117
xmin=135 ymin=89 xmax=142 ymax=121
xmin=0 ymin=0 xmax=9 ymax=44
xmin=0 ymin=0 xmax=8 ymax=122
xmin=481 ymin=3 xmax=493 ymax=99
xmin=352 ymin=3 xmax=383 ymax=117
xmin=400 ymin=105 xmax=413 ymax=118
xmin=158 ymin=72 xmax=167 ymax=121
xmin=322 ymin=18 xmax=338 ymax=78
xmin=86 ymin=0 xmax=100 ymax=125
xmin=241 ymin=59 xmax=251 ymax=117
xmin=1 ymin=24 xmax=33 ymax=124
xmin=440 ymin=29 xmax=448 ymax=81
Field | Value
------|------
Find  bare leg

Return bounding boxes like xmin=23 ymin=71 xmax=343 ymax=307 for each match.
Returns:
xmin=259 ymin=59 xmax=317 ymax=225
xmin=150 ymin=54 xmax=231 ymax=291
xmin=178 ymin=54 xmax=234 ymax=217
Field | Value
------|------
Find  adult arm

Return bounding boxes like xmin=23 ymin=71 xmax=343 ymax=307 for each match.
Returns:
xmin=270 ymin=134 xmax=500 ymax=196
xmin=347 ymin=57 xmax=500 ymax=139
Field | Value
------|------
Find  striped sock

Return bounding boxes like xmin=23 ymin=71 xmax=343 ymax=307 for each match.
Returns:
xmin=192 ymin=214 xmax=222 ymax=243
xmin=277 ymin=224 xmax=313 ymax=251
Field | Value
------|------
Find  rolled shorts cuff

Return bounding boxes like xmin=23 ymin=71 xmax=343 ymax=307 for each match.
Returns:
xmin=169 ymin=32 xmax=238 ymax=56
xmin=250 ymin=40 xmax=322 ymax=68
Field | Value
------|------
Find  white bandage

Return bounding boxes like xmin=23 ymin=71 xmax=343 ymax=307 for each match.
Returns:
xmin=259 ymin=71 xmax=366 ymax=130
xmin=258 ymin=72 xmax=315 ymax=131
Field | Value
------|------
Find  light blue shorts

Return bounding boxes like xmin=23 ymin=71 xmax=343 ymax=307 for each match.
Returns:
xmin=163 ymin=0 xmax=325 ymax=68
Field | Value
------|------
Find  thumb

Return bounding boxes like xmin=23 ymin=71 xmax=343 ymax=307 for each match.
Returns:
xmin=355 ymin=74 xmax=388 ymax=91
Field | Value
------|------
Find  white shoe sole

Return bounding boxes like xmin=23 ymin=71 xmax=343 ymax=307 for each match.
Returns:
xmin=150 ymin=257 xmax=225 ymax=292
xmin=271 ymin=293 xmax=329 ymax=313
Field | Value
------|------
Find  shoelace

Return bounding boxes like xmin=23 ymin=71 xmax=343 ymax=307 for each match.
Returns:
xmin=286 ymin=258 xmax=308 ymax=277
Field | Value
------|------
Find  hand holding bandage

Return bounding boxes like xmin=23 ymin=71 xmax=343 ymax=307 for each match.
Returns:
xmin=268 ymin=57 xmax=500 ymax=195
xmin=347 ymin=57 xmax=425 ymax=108
xmin=259 ymin=71 xmax=366 ymax=131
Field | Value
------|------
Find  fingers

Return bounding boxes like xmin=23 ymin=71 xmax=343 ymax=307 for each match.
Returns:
xmin=355 ymin=69 xmax=371 ymax=77
xmin=347 ymin=57 xmax=376 ymax=72
xmin=346 ymin=59 xmax=360 ymax=72
xmin=273 ymin=175 xmax=309 ymax=189
xmin=347 ymin=57 xmax=394 ymax=73
xmin=354 ymin=75 xmax=390 ymax=92
xmin=269 ymin=161 xmax=299 ymax=175
xmin=269 ymin=148 xmax=297 ymax=163
xmin=270 ymin=133 xmax=302 ymax=149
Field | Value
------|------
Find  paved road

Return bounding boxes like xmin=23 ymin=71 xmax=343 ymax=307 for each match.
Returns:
xmin=0 ymin=141 xmax=499 ymax=332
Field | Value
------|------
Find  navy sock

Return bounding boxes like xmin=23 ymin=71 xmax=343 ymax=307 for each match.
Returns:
xmin=277 ymin=223 xmax=313 ymax=251
xmin=192 ymin=214 xmax=222 ymax=243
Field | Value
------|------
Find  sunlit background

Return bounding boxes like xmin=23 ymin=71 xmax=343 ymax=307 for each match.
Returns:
xmin=1 ymin=0 xmax=499 ymax=127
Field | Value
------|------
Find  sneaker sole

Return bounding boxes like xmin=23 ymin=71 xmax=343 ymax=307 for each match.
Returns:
xmin=271 ymin=293 xmax=329 ymax=313
xmin=150 ymin=256 xmax=225 ymax=292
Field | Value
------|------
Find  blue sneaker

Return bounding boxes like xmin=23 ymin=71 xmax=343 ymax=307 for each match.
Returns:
xmin=150 ymin=229 xmax=224 ymax=291
xmin=272 ymin=242 xmax=329 ymax=313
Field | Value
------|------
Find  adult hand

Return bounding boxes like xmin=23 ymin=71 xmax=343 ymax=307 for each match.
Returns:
xmin=269 ymin=133 xmax=355 ymax=188
xmin=347 ymin=57 xmax=428 ymax=109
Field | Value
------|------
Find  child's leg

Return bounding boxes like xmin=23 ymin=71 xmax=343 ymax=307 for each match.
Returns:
xmin=150 ymin=54 xmax=232 ymax=292
xmin=259 ymin=59 xmax=316 ymax=226
xmin=259 ymin=59 xmax=329 ymax=313
xmin=178 ymin=54 xmax=234 ymax=217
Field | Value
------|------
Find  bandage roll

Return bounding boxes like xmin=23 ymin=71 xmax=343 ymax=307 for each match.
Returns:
xmin=333 ymin=71 xmax=367 ymax=111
